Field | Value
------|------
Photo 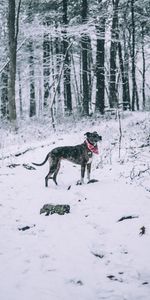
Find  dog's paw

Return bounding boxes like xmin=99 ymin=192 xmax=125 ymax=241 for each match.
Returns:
xmin=76 ymin=180 xmax=84 ymax=185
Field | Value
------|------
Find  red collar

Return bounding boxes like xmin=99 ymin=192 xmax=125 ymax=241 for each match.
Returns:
xmin=85 ymin=140 xmax=99 ymax=154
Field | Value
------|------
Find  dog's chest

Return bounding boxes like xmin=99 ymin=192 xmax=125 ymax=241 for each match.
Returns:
xmin=87 ymin=151 xmax=93 ymax=163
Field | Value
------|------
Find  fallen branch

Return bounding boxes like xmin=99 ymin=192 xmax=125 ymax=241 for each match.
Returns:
xmin=130 ymin=166 xmax=150 ymax=180
xmin=0 ymin=141 xmax=55 ymax=161
xmin=117 ymin=215 xmax=139 ymax=222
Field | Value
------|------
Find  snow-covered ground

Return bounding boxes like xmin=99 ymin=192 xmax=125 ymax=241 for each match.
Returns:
xmin=0 ymin=112 xmax=150 ymax=300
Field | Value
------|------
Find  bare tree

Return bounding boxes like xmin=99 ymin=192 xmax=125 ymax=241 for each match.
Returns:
xmin=122 ymin=7 xmax=131 ymax=110
xmin=131 ymin=0 xmax=136 ymax=111
xmin=81 ymin=0 xmax=90 ymax=115
xmin=43 ymin=20 xmax=51 ymax=108
xmin=109 ymin=0 xmax=119 ymax=108
xmin=28 ymin=40 xmax=36 ymax=117
xmin=8 ymin=0 xmax=21 ymax=122
xmin=95 ymin=0 xmax=106 ymax=114
xmin=62 ymin=0 xmax=72 ymax=113
xmin=8 ymin=0 xmax=16 ymax=121
xmin=1 ymin=65 xmax=9 ymax=117
xmin=141 ymin=22 xmax=146 ymax=110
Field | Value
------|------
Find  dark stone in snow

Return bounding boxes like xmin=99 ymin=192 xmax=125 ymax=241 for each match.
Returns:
xmin=8 ymin=163 xmax=20 ymax=168
xmin=18 ymin=224 xmax=35 ymax=231
xmin=22 ymin=164 xmax=36 ymax=170
xmin=92 ymin=252 xmax=104 ymax=259
xmin=139 ymin=226 xmax=146 ymax=236
xmin=40 ymin=204 xmax=70 ymax=216
xmin=107 ymin=275 xmax=123 ymax=282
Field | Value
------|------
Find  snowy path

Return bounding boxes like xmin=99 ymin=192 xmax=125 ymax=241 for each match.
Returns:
xmin=0 ymin=140 xmax=150 ymax=300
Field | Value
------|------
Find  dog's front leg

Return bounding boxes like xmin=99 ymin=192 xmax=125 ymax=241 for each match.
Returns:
xmin=87 ymin=163 xmax=91 ymax=182
xmin=77 ymin=163 xmax=86 ymax=185
xmin=80 ymin=163 xmax=86 ymax=184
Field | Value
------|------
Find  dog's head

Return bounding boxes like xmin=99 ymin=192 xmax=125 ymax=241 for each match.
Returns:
xmin=84 ymin=131 xmax=102 ymax=145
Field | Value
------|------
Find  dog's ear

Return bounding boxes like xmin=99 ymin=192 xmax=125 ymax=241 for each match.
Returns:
xmin=84 ymin=132 xmax=90 ymax=138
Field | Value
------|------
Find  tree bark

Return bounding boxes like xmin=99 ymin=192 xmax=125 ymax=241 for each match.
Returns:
xmin=109 ymin=0 xmax=119 ymax=108
xmin=141 ymin=23 xmax=146 ymax=110
xmin=43 ymin=31 xmax=50 ymax=107
xmin=18 ymin=67 xmax=23 ymax=117
xmin=118 ymin=41 xmax=129 ymax=110
xmin=131 ymin=0 xmax=136 ymax=111
xmin=95 ymin=17 xmax=105 ymax=114
xmin=123 ymin=24 xmax=131 ymax=109
xmin=8 ymin=0 xmax=17 ymax=121
xmin=1 ymin=65 xmax=9 ymax=118
xmin=62 ymin=0 xmax=72 ymax=113
xmin=28 ymin=40 xmax=36 ymax=117
xmin=81 ymin=0 xmax=89 ymax=115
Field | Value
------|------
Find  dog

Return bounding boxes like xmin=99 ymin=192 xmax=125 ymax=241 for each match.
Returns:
xmin=32 ymin=131 xmax=102 ymax=187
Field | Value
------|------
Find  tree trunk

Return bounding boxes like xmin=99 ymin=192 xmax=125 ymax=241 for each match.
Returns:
xmin=141 ymin=23 xmax=146 ymax=110
xmin=62 ymin=0 xmax=72 ymax=113
xmin=1 ymin=65 xmax=9 ymax=118
xmin=43 ymin=32 xmax=50 ymax=107
xmin=109 ymin=0 xmax=119 ymax=108
xmin=118 ymin=41 xmax=129 ymax=110
xmin=95 ymin=18 xmax=105 ymax=114
xmin=55 ymin=23 xmax=63 ymax=117
xmin=8 ymin=0 xmax=17 ymax=121
xmin=18 ymin=67 xmax=23 ymax=117
xmin=131 ymin=0 xmax=136 ymax=111
xmin=81 ymin=0 xmax=89 ymax=115
xmin=55 ymin=23 xmax=61 ymax=100
xmin=123 ymin=26 xmax=131 ymax=110
xmin=28 ymin=40 xmax=36 ymax=117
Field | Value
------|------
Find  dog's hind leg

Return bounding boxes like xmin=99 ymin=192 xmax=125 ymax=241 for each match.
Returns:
xmin=52 ymin=160 xmax=61 ymax=185
xmin=45 ymin=159 xmax=60 ymax=187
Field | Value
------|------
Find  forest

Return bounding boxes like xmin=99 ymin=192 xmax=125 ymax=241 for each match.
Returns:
xmin=0 ymin=1 xmax=150 ymax=299
xmin=0 ymin=0 xmax=150 ymax=128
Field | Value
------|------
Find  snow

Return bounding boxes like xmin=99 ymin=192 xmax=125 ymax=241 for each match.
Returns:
xmin=0 ymin=112 xmax=150 ymax=300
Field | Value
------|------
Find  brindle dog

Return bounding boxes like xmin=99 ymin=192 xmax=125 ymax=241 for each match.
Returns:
xmin=32 ymin=131 xmax=102 ymax=187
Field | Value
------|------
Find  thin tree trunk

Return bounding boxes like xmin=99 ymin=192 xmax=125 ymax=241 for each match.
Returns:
xmin=135 ymin=81 xmax=139 ymax=110
xmin=141 ymin=23 xmax=146 ymax=110
xmin=62 ymin=0 xmax=72 ymax=113
xmin=50 ymin=42 xmax=73 ymax=113
xmin=8 ymin=0 xmax=17 ymax=121
xmin=43 ymin=32 xmax=50 ymax=107
xmin=123 ymin=27 xmax=131 ymax=109
xmin=55 ymin=22 xmax=61 ymax=103
xmin=1 ymin=65 xmax=9 ymax=118
xmin=109 ymin=0 xmax=119 ymax=108
xmin=18 ymin=68 xmax=23 ymax=117
xmin=29 ymin=40 xmax=36 ymax=117
xmin=88 ymin=38 xmax=92 ymax=109
xmin=81 ymin=0 xmax=89 ymax=115
xmin=95 ymin=18 xmax=105 ymax=114
xmin=118 ymin=41 xmax=128 ymax=110
xmin=131 ymin=0 xmax=136 ymax=111
xmin=71 ymin=50 xmax=81 ymax=111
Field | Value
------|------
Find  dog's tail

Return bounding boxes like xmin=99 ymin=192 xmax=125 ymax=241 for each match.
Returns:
xmin=32 ymin=153 xmax=50 ymax=167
